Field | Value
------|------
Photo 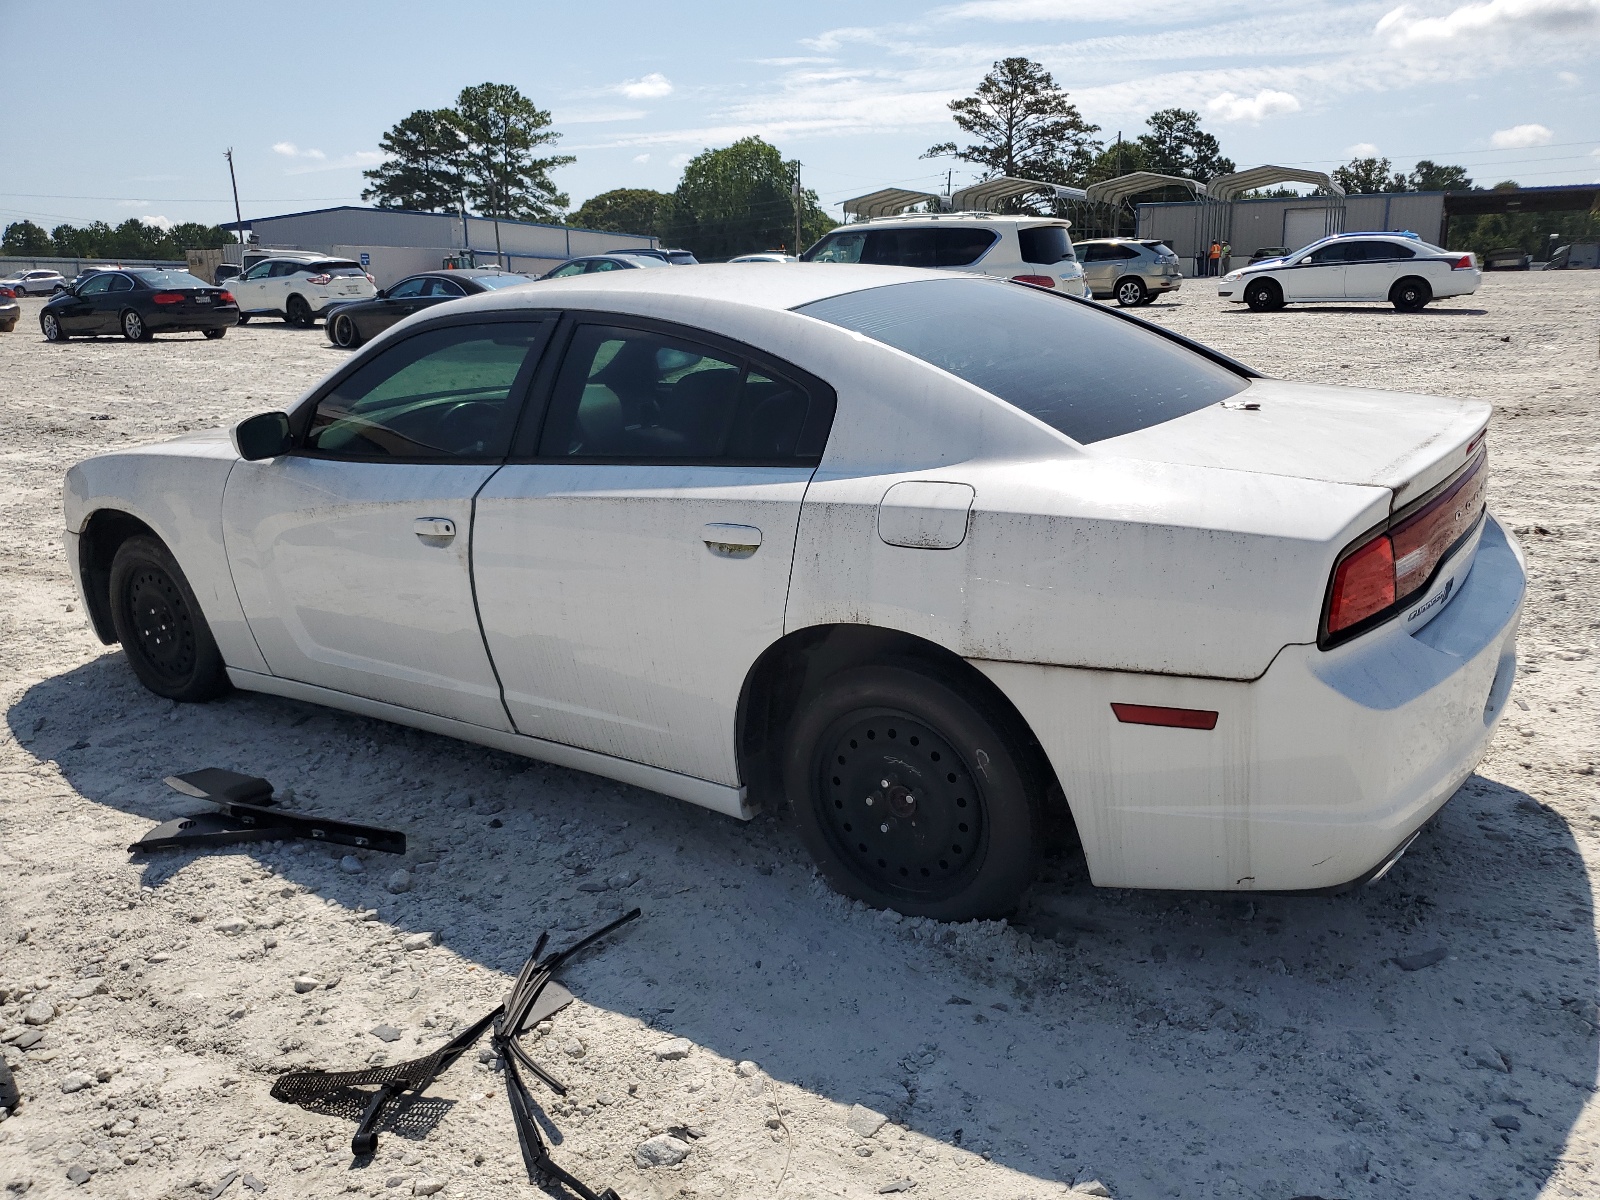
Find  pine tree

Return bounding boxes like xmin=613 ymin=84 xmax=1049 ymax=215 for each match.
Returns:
xmin=924 ymin=58 xmax=1101 ymax=189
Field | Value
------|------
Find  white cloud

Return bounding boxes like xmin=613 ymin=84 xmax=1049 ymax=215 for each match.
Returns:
xmin=1490 ymin=121 xmax=1554 ymax=146
xmin=281 ymin=150 xmax=384 ymax=176
xmin=561 ymin=108 xmax=648 ymax=124
xmin=138 ymin=214 xmax=173 ymax=230
xmin=116 ymin=199 xmax=151 ymax=209
xmin=1206 ymin=88 xmax=1302 ymax=122
xmin=668 ymin=152 xmax=693 ymax=170
xmin=1346 ymin=141 xmax=1380 ymax=156
xmin=1376 ymin=0 xmax=1599 ymax=47
xmin=632 ymin=153 xmax=651 ymax=163
xmin=272 ymin=141 xmax=326 ymax=160
xmin=1557 ymin=69 xmax=1581 ymax=82
xmin=617 ymin=72 xmax=673 ymax=99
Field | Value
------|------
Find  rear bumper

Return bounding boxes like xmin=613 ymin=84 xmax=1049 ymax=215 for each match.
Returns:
xmin=975 ymin=512 xmax=1525 ymax=890
xmin=147 ymin=307 xmax=238 ymax=332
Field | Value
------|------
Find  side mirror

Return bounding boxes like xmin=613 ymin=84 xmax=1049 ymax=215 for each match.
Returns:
xmin=376 ymin=287 xmax=388 ymax=299
xmin=233 ymin=411 xmax=292 ymax=461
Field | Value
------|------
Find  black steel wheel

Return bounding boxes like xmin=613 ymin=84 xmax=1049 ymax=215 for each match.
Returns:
xmin=108 ymin=536 xmax=229 ymax=702
xmin=1391 ymin=277 xmax=1431 ymax=312
xmin=783 ymin=662 xmax=1045 ymax=920
xmin=41 ymin=311 xmax=67 ymax=341
xmin=1245 ymin=278 xmax=1284 ymax=312
xmin=121 ymin=309 xmax=151 ymax=341
xmin=330 ymin=312 xmax=362 ymax=348
xmin=1115 ymin=276 xmax=1147 ymax=307
xmin=285 ymin=294 xmax=313 ymax=328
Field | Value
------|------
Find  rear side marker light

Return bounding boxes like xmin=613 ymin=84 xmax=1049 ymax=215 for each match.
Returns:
xmin=1111 ymin=703 xmax=1219 ymax=730
xmin=1011 ymin=274 xmax=1057 ymax=287
xmin=151 ymin=292 xmax=184 ymax=305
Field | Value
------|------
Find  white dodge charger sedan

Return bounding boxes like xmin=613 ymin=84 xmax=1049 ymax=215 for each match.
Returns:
xmin=1218 ymin=232 xmax=1481 ymax=312
xmin=63 ymin=265 xmax=1524 ymax=920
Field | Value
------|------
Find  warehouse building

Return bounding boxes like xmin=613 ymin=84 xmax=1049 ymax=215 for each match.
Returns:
xmin=219 ymin=205 xmax=656 ymax=286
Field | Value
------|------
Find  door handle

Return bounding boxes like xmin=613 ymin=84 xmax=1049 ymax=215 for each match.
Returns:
xmin=703 ymin=523 xmax=761 ymax=558
xmin=414 ymin=517 xmax=456 ymax=543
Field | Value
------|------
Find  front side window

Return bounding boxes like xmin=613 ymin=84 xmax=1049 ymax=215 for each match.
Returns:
xmin=429 ymin=278 xmax=467 ymax=297
xmin=1019 ymin=225 xmax=1075 ymax=265
xmin=305 ymin=322 xmax=547 ymax=460
xmin=77 ymin=275 xmax=113 ymax=296
xmin=243 ymin=262 xmax=272 ymax=281
xmin=1304 ymin=243 xmax=1349 ymax=265
xmin=802 ymin=232 xmax=866 ymax=263
xmin=797 ymin=278 xmax=1248 ymax=445
xmin=386 ymin=277 xmax=429 ymax=299
xmin=535 ymin=325 xmax=817 ymax=462
xmin=547 ymin=261 xmax=588 ymax=278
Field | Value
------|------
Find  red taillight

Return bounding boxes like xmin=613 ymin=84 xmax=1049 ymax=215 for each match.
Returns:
xmin=152 ymin=292 xmax=184 ymax=305
xmin=1010 ymin=274 xmax=1057 ymax=287
xmin=1326 ymin=533 xmax=1396 ymax=636
xmin=306 ymin=273 xmax=332 ymax=285
xmin=219 ymin=290 xmax=235 ymax=305
xmin=1451 ymin=254 xmax=1474 ymax=270
xmin=365 ymin=273 xmax=376 ymax=284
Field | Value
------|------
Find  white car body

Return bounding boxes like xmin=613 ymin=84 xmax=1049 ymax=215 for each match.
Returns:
xmin=1219 ymin=233 xmax=1481 ymax=309
xmin=230 ymin=256 xmax=377 ymax=322
xmin=63 ymin=265 xmax=1523 ymax=908
xmin=730 ymin=253 xmax=799 ymax=263
xmin=800 ymin=214 xmax=1089 ymax=296
xmin=5 ymin=269 xmax=67 ymax=295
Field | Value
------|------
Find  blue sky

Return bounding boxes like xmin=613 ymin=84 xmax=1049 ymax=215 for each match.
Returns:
xmin=2 ymin=0 xmax=1596 ymax=233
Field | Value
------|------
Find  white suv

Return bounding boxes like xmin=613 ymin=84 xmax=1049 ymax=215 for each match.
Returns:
xmin=230 ymin=257 xmax=378 ymax=327
xmin=800 ymin=214 xmax=1088 ymax=296
xmin=1218 ymin=232 xmax=1480 ymax=312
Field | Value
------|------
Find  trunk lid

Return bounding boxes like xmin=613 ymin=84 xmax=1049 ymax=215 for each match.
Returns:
xmin=1094 ymin=378 xmax=1488 ymax=509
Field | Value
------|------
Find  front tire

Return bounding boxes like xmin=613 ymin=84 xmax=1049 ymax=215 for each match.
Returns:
xmin=1391 ymin=277 xmax=1432 ymax=311
xmin=108 ymin=536 xmax=229 ymax=702
xmin=783 ymin=662 xmax=1044 ymax=921
xmin=330 ymin=312 xmax=363 ymax=348
xmin=1114 ymin=276 xmax=1147 ymax=307
xmin=121 ymin=309 xmax=151 ymax=341
xmin=285 ymin=294 xmax=313 ymax=328
xmin=1245 ymin=278 xmax=1284 ymax=312
xmin=41 ymin=312 xmax=67 ymax=341
xmin=203 ymin=327 xmax=226 ymax=339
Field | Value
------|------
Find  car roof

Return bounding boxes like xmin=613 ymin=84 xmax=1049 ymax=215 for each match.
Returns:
xmin=843 ymin=213 xmax=1068 ymax=228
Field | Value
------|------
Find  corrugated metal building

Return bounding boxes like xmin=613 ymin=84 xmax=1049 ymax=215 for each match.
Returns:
xmin=1137 ymin=192 xmax=1447 ymax=267
xmin=220 ymin=206 xmax=656 ymax=286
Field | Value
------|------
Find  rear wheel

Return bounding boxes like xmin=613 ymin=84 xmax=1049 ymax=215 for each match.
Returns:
xmin=1391 ymin=277 xmax=1431 ymax=312
xmin=41 ymin=312 xmax=66 ymax=341
xmin=237 ymin=313 xmax=252 ymax=325
xmin=783 ymin=662 xmax=1044 ymax=921
xmin=108 ymin=536 xmax=229 ymax=702
xmin=1114 ymin=276 xmax=1147 ymax=307
xmin=1245 ymin=278 xmax=1284 ymax=312
xmin=0 ymin=319 xmax=17 ymax=333
xmin=203 ymin=327 xmax=226 ymax=339
xmin=121 ymin=309 xmax=151 ymax=341
xmin=285 ymin=294 xmax=313 ymax=328
xmin=330 ymin=312 xmax=363 ymax=348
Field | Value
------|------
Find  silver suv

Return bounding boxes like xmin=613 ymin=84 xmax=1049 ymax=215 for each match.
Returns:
xmin=1073 ymin=239 xmax=1182 ymax=306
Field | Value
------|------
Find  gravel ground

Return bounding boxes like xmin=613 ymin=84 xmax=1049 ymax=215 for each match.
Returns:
xmin=0 ymin=273 xmax=1597 ymax=1200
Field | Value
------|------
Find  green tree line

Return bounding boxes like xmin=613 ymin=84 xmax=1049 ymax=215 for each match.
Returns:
xmin=2 ymin=218 xmax=234 ymax=261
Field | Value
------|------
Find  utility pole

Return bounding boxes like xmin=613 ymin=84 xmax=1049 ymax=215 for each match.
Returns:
xmin=791 ymin=161 xmax=802 ymax=255
xmin=224 ymin=148 xmax=244 ymax=244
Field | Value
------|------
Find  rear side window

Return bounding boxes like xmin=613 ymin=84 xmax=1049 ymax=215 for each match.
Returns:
xmin=1347 ymin=241 xmax=1415 ymax=261
xmin=797 ymin=278 xmax=1248 ymax=444
xmin=1017 ymin=226 xmax=1075 ymax=265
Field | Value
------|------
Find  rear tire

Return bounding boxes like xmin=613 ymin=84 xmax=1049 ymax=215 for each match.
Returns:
xmin=1245 ymin=278 xmax=1284 ymax=312
xmin=285 ymin=294 xmax=313 ymax=328
xmin=0 ymin=319 xmax=16 ymax=333
xmin=121 ymin=309 xmax=151 ymax=341
xmin=1391 ymin=277 xmax=1432 ymax=312
xmin=237 ymin=313 xmax=252 ymax=325
xmin=203 ymin=327 xmax=226 ymax=339
xmin=1114 ymin=276 xmax=1147 ymax=307
xmin=782 ymin=662 xmax=1044 ymax=921
xmin=41 ymin=312 xmax=67 ymax=341
xmin=108 ymin=536 xmax=229 ymax=702
xmin=330 ymin=312 xmax=363 ymax=348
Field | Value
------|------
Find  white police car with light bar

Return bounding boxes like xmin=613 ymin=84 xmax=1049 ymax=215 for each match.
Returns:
xmin=1218 ymin=231 xmax=1481 ymax=312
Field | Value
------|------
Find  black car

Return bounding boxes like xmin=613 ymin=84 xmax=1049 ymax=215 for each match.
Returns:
xmin=540 ymin=253 xmax=675 ymax=280
xmin=40 ymin=268 xmax=239 ymax=342
xmin=325 ymin=269 xmax=537 ymax=348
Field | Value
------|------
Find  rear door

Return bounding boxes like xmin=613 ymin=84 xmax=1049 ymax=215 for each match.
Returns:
xmin=99 ymin=273 xmax=135 ymax=332
xmin=222 ymin=317 xmax=552 ymax=727
xmin=472 ymin=316 xmax=834 ymax=784
xmin=1342 ymin=239 xmax=1415 ymax=300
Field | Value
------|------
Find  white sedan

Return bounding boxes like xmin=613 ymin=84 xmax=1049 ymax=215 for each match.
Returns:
xmin=1218 ymin=233 xmax=1481 ymax=311
xmin=63 ymin=265 xmax=1524 ymax=919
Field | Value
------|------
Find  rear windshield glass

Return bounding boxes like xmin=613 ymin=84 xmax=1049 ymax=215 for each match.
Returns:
xmin=313 ymin=261 xmax=368 ymax=276
xmin=129 ymin=269 xmax=211 ymax=288
xmin=1017 ymin=225 xmax=1075 ymax=265
xmin=801 ymin=227 xmax=999 ymax=268
xmin=472 ymin=273 xmax=537 ymax=289
xmin=796 ymin=278 xmax=1248 ymax=444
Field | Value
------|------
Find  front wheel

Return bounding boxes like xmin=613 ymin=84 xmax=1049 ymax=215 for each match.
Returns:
xmin=285 ymin=294 xmax=313 ymax=328
xmin=122 ymin=309 xmax=151 ymax=341
xmin=1245 ymin=279 xmax=1284 ymax=312
xmin=203 ymin=327 xmax=226 ymax=339
xmin=330 ymin=312 xmax=362 ymax=348
xmin=1114 ymin=277 xmax=1147 ymax=307
xmin=41 ymin=312 xmax=67 ymax=341
xmin=783 ymin=662 xmax=1045 ymax=921
xmin=1391 ymin=277 xmax=1432 ymax=312
xmin=108 ymin=536 xmax=229 ymax=702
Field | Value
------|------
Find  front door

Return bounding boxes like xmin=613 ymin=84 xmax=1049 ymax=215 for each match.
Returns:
xmin=233 ymin=260 xmax=274 ymax=312
xmin=222 ymin=318 xmax=551 ymax=727
xmin=58 ymin=273 xmax=111 ymax=332
xmin=472 ymin=318 xmax=831 ymax=784
xmin=1281 ymin=242 xmax=1348 ymax=301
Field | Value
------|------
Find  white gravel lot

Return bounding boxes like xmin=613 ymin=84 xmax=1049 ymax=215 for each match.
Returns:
xmin=0 ymin=273 xmax=1597 ymax=1200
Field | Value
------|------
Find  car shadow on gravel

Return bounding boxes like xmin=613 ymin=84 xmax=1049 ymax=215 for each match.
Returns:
xmin=1223 ymin=306 xmax=1490 ymax=317
xmin=10 ymin=654 xmax=1597 ymax=1200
